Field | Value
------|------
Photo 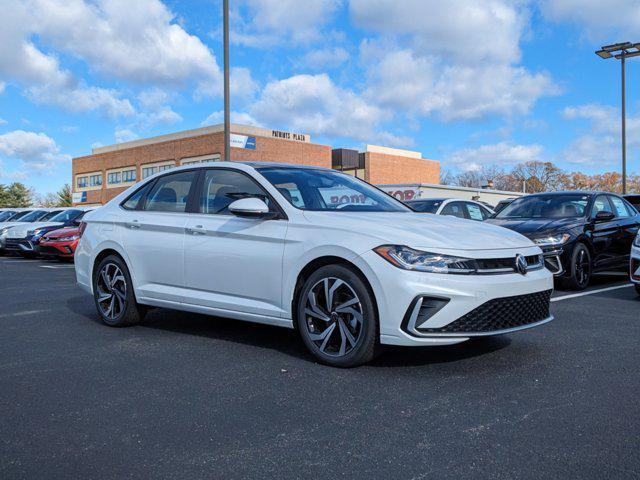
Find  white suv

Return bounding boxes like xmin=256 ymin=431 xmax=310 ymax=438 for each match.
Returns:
xmin=75 ymin=162 xmax=553 ymax=367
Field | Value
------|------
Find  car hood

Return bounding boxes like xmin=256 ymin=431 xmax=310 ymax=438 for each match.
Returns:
xmin=44 ymin=226 xmax=80 ymax=239
xmin=6 ymin=221 xmax=63 ymax=238
xmin=302 ymin=211 xmax=535 ymax=251
xmin=486 ymin=217 xmax=584 ymax=238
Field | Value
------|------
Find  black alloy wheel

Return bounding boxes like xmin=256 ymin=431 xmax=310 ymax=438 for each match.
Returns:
xmin=296 ymin=264 xmax=379 ymax=367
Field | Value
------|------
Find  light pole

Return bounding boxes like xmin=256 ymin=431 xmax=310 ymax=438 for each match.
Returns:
xmin=223 ymin=0 xmax=230 ymax=162
xmin=595 ymin=42 xmax=640 ymax=195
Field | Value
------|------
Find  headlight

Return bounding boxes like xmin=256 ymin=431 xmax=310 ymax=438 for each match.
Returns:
xmin=0 ymin=227 xmax=9 ymax=237
xmin=634 ymin=233 xmax=640 ymax=247
xmin=374 ymin=245 xmax=475 ymax=274
xmin=532 ymin=233 xmax=570 ymax=247
xmin=58 ymin=235 xmax=80 ymax=242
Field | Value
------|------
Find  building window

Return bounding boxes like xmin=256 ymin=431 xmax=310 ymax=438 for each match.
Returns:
xmin=158 ymin=164 xmax=173 ymax=172
xmin=142 ymin=166 xmax=157 ymax=179
xmin=108 ymin=172 xmax=122 ymax=184
xmin=89 ymin=174 xmax=102 ymax=187
xmin=122 ymin=169 xmax=136 ymax=183
xmin=181 ymin=154 xmax=221 ymax=166
xmin=77 ymin=177 xmax=87 ymax=189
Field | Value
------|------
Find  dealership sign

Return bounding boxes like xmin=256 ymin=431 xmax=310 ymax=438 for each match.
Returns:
xmin=72 ymin=192 xmax=87 ymax=203
xmin=230 ymin=134 xmax=256 ymax=150
xmin=271 ymin=130 xmax=307 ymax=142
xmin=384 ymin=188 xmax=419 ymax=202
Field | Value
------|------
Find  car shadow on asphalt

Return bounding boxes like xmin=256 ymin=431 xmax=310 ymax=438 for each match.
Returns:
xmin=66 ymin=295 xmax=514 ymax=367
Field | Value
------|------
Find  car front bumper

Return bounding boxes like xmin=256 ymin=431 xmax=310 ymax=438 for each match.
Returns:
xmin=357 ymin=247 xmax=554 ymax=346
xmin=631 ymin=245 xmax=640 ymax=284
xmin=38 ymin=239 xmax=78 ymax=258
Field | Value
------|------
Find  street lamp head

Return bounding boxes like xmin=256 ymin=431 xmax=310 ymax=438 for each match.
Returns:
xmin=602 ymin=42 xmax=633 ymax=52
xmin=596 ymin=49 xmax=612 ymax=59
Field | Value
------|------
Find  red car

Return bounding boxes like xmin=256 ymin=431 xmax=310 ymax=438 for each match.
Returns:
xmin=38 ymin=225 xmax=83 ymax=260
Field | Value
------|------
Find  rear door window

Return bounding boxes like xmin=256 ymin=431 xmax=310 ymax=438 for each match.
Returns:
xmin=143 ymin=171 xmax=197 ymax=213
xmin=465 ymin=203 xmax=485 ymax=221
xmin=609 ymin=196 xmax=630 ymax=218
xmin=440 ymin=202 xmax=467 ymax=219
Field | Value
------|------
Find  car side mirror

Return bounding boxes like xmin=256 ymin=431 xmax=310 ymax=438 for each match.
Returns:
xmin=228 ymin=197 xmax=275 ymax=219
xmin=593 ymin=210 xmax=615 ymax=222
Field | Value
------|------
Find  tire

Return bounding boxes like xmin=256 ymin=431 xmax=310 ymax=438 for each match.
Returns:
xmin=635 ymin=284 xmax=640 ymax=296
xmin=560 ymin=243 xmax=592 ymax=290
xmin=92 ymin=254 xmax=145 ymax=327
xmin=296 ymin=264 xmax=379 ymax=367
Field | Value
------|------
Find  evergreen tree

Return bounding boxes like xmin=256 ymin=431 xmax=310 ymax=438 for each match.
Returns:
xmin=56 ymin=184 xmax=73 ymax=206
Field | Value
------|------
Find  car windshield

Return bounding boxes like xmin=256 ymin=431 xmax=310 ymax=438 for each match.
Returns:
xmin=6 ymin=210 xmax=31 ymax=221
xmin=496 ymin=194 xmax=589 ymax=219
xmin=258 ymin=167 xmax=410 ymax=212
xmin=0 ymin=211 xmax=16 ymax=221
xmin=18 ymin=210 xmax=47 ymax=222
xmin=406 ymin=199 xmax=442 ymax=213
xmin=40 ymin=210 xmax=63 ymax=221
xmin=49 ymin=209 xmax=81 ymax=222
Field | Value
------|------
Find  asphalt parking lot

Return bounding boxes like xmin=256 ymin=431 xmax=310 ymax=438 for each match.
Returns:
xmin=1 ymin=256 xmax=638 ymax=479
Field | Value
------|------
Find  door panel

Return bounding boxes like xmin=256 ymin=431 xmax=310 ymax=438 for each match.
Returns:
xmin=119 ymin=170 xmax=197 ymax=303
xmin=183 ymin=169 xmax=287 ymax=317
xmin=589 ymin=195 xmax=618 ymax=269
xmin=609 ymin=195 xmax=639 ymax=265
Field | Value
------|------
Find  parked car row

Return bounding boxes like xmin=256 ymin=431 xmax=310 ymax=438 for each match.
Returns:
xmin=0 ymin=207 xmax=94 ymax=260
xmin=3 ymin=168 xmax=638 ymax=367
xmin=405 ymin=191 xmax=640 ymax=291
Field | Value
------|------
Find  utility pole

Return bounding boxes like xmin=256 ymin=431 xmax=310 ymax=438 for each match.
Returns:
xmin=595 ymin=42 xmax=640 ymax=195
xmin=223 ymin=0 xmax=230 ymax=162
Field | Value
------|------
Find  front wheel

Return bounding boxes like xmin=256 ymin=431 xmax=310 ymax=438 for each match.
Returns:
xmin=296 ymin=264 xmax=379 ymax=367
xmin=561 ymin=243 xmax=592 ymax=290
xmin=93 ymin=255 xmax=145 ymax=327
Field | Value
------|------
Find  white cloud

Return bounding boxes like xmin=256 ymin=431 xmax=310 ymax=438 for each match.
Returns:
xmin=250 ymin=73 xmax=408 ymax=146
xmin=351 ymin=0 xmax=526 ymax=64
xmin=0 ymin=82 xmax=5 ymax=94
xmin=0 ymin=1 xmax=135 ymax=118
xmin=0 ymin=130 xmax=70 ymax=174
xmin=561 ymin=103 xmax=640 ymax=166
xmin=0 ymin=118 xmax=7 ymax=126
xmin=114 ymin=128 xmax=139 ymax=144
xmin=135 ymin=88 xmax=182 ymax=128
xmin=233 ymin=0 xmax=343 ymax=46
xmin=201 ymin=111 xmax=262 ymax=127
xmin=539 ymin=0 xmax=640 ymax=39
xmin=30 ymin=0 xmax=222 ymax=92
xmin=302 ymin=47 xmax=350 ymax=69
xmin=360 ymin=43 xmax=557 ymax=122
xmin=447 ymin=142 xmax=544 ymax=171
xmin=350 ymin=1 xmax=557 ymax=122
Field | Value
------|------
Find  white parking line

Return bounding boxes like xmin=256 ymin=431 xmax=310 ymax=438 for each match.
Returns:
xmin=0 ymin=309 xmax=49 ymax=319
xmin=552 ymin=284 xmax=634 ymax=302
xmin=40 ymin=265 xmax=75 ymax=269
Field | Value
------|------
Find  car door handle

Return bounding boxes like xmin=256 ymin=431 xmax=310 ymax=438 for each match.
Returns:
xmin=186 ymin=225 xmax=206 ymax=235
xmin=126 ymin=220 xmax=141 ymax=229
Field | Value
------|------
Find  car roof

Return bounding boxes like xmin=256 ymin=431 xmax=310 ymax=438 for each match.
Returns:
xmin=406 ymin=197 xmax=447 ymax=202
xmin=524 ymin=190 xmax=620 ymax=196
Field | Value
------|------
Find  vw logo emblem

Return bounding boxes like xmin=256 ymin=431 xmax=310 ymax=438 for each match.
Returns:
xmin=515 ymin=254 xmax=528 ymax=275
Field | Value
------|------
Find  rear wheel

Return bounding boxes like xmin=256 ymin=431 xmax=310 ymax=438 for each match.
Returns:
xmin=296 ymin=264 xmax=378 ymax=367
xmin=561 ymin=243 xmax=591 ymax=290
xmin=93 ymin=255 xmax=145 ymax=327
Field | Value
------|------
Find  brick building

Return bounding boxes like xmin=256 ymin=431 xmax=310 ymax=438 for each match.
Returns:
xmin=71 ymin=124 xmax=440 ymax=205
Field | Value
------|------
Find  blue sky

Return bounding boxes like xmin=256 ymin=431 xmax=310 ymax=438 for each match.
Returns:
xmin=1 ymin=0 xmax=640 ymax=195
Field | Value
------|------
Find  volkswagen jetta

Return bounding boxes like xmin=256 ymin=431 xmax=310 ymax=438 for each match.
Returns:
xmin=75 ymin=162 xmax=553 ymax=367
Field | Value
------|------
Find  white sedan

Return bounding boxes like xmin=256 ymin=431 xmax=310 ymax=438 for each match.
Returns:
xmin=75 ymin=162 xmax=553 ymax=367
xmin=405 ymin=197 xmax=495 ymax=221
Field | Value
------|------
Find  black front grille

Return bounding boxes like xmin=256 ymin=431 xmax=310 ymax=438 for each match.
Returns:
xmin=475 ymin=254 xmax=542 ymax=272
xmin=4 ymin=238 xmax=20 ymax=251
xmin=416 ymin=290 xmax=552 ymax=334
